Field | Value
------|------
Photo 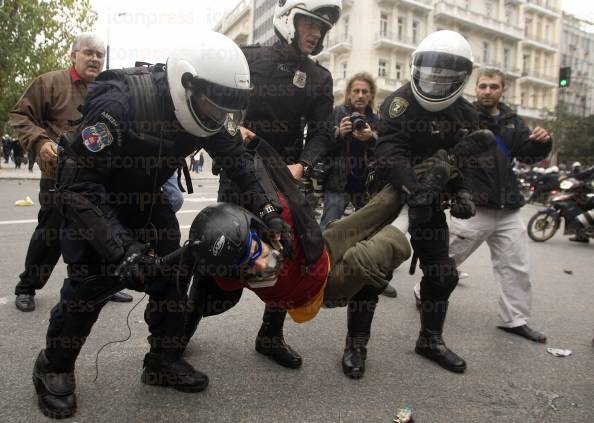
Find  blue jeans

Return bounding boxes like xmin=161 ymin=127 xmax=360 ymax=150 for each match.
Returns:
xmin=162 ymin=174 xmax=184 ymax=212
xmin=320 ymin=190 xmax=369 ymax=231
xmin=320 ymin=191 xmax=349 ymax=232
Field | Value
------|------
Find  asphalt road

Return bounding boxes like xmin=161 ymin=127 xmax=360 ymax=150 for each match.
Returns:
xmin=0 ymin=179 xmax=592 ymax=423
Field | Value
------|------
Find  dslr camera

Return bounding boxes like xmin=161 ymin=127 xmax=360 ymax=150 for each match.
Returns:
xmin=349 ymin=112 xmax=367 ymax=131
xmin=300 ymin=161 xmax=329 ymax=198
xmin=310 ymin=161 xmax=329 ymax=197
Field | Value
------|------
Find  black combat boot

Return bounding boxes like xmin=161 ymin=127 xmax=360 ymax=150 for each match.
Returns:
xmin=32 ymin=350 xmax=77 ymax=419
xmin=415 ymin=300 xmax=466 ymax=373
xmin=341 ymin=296 xmax=378 ymax=379
xmin=141 ymin=352 xmax=209 ymax=393
xmin=255 ymin=306 xmax=302 ymax=369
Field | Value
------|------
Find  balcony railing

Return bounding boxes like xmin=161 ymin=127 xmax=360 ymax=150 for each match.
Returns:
xmin=376 ymin=76 xmax=405 ymax=93
xmin=523 ymin=33 xmax=559 ymax=49
xmin=374 ymin=32 xmax=416 ymax=50
xmin=520 ymin=70 xmax=557 ymax=84
xmin=517 ymin=105 xmax=554 ymax=120
xmin=525 ymin=0 xmax=561 ymax=14
xmin=376 ymin=0 xmax=433 ymax=10
xmin=433 ymin=1 xmax=524 ymax=40
xmin=326 ymin=34 xmax=352 ymax=53
xmin=220 ymin=0 xmax=251 ymax=32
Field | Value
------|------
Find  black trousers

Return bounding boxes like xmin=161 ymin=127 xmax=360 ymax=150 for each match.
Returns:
xmin=45 ymin=203 xmax=189 ymax=371
xmin=409 ymin=209 xmax=459 ymax=303
xmin=15 ymin=179 xmax=62 ymax=296
xmin=28 ymin=150 xmax=36 ymax=171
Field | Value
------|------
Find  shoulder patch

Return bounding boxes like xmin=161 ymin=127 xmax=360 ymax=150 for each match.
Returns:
xmin=389 ymin=97 xmax=409 ymax=118
xmin=82 ymin=122 xmax=113 ymax=152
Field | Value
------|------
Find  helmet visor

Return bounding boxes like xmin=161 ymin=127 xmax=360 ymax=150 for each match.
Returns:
xmin=294 ymin=6 xmax=340 ymax=30
xmin=187 ymin=78 xmax=251 ymax=133
xmin=412 ymin=52 xmax=472 ymax=100
xmin=239 ymin=230 xmax=263 ymax=267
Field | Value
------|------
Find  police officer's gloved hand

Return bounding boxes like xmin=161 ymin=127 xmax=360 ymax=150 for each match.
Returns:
xmin=114 ymin=242 xmax=155 ymax=291
xmin=450 ymin=191 xmax=476 ymax=219
xmin=451 ymin=129 xmax=496 ymax=161
xmin=262 ymin=211 xmax=293 ymax=258
xmin=407 ymin=189 xmax=438 ymax=228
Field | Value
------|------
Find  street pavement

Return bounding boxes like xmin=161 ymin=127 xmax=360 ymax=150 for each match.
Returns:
xmin=0 ymin=178 xmax=592 ymax=423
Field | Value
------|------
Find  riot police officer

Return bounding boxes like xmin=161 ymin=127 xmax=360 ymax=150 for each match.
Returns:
xmin=32 ymin=32 xmax=276 ymax=419
xmin=212 ymin=0 xmax=340 ymax=370
xmin=376 ymin=30 xmax=479 ymax=373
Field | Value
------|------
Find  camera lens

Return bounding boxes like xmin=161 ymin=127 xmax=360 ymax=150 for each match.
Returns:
xmin=353 ymin=118 xmax=366 ymax=131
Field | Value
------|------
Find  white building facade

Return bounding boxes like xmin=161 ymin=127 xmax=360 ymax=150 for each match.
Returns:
xmin=559 ymin=13 xmax=594 ymax=117
xmin=216 ymin=0 xmax=566 ymax=125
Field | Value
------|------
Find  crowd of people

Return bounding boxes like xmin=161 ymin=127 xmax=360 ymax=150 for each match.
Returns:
xmin=5 ymin=0 xmax=591 ymax=419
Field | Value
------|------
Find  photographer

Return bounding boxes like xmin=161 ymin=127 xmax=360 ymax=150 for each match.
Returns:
xmin=320 ymin=72 xmax=378 ymax=232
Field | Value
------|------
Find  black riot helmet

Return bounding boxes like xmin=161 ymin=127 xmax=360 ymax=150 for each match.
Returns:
xmin=189 ymin=203 xmax=270 ymax=277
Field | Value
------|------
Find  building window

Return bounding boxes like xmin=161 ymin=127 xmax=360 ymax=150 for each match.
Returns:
xmin=380 ymin=12 xmax=389 ymax=37
xmin=485 ymin=0 xmax=493 ymax=17
xmin=505 ymin=6 xmax=513 ymax=23
xmin=525 ymin=17 xmax=532 ymax=37
xmin=464 ymin=0 xmax=470 ymax=10
xmin=341 ymin=62 xmax=348 ymax=79
xmin=503 ymin=47 xmax=511 ymax=69
xmin=412 ymin=20 xmax=420 ymax=44
xmin=521 ymin=91 xmax=526 ymax=105
xmin=395 ymin=63 xmax=403 ymax=80
xmin=482 ymin=41 xmax=490 ymax=64
xmin=378 ymin=59 xmax=388 ymax=77
xmin=522 ymin=54 xmax=529 ymax=73
xmin=343 ymin=16 xmax=349 ymax=37
xmin=397 ymin=17 xmax=405 ymax=40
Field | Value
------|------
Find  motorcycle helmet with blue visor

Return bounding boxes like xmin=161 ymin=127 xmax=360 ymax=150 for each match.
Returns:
xmin=189 ymin=203 xmax=283 ymax=280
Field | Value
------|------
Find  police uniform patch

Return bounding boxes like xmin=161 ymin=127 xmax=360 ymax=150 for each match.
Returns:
xmin=82 ymin=122 xmax=113 ymax=152
xmin=389 ymin=97 xmax=409 ymax=118
xmin=293 ymin=70 xmax=307 ymax=88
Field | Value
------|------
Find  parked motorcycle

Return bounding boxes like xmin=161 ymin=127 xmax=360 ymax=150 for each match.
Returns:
xmin=527 ymin=177 xmax=594 ymax=242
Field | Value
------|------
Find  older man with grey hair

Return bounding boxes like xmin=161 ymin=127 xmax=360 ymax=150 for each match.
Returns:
xmin=10 ymin=33 xmax=133 ymax=311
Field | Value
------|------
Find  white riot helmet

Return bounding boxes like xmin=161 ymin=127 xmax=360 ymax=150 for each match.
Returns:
xmin=545 ymin=166 xmax=559 ymax=174
xmin=410 ymin=30 xmax=474 ymax=112
xmin=166 ymin=32 xmax=252 ymax=138
xmin=273 ymin=0 xmax=342 ymax=55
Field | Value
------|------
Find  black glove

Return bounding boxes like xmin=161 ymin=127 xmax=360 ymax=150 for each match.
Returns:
xmin=262 ymin=210 xmax=293 ymax=258
xmin=451 ymin=129 xmax=496 ymax=162
xmin=114 ymin=242 xmax=155 ymax=290
xmin=407 ymin=189 xmax=439 ymax=228
xmin=450 ymin=191 xmax=476 ymax=219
